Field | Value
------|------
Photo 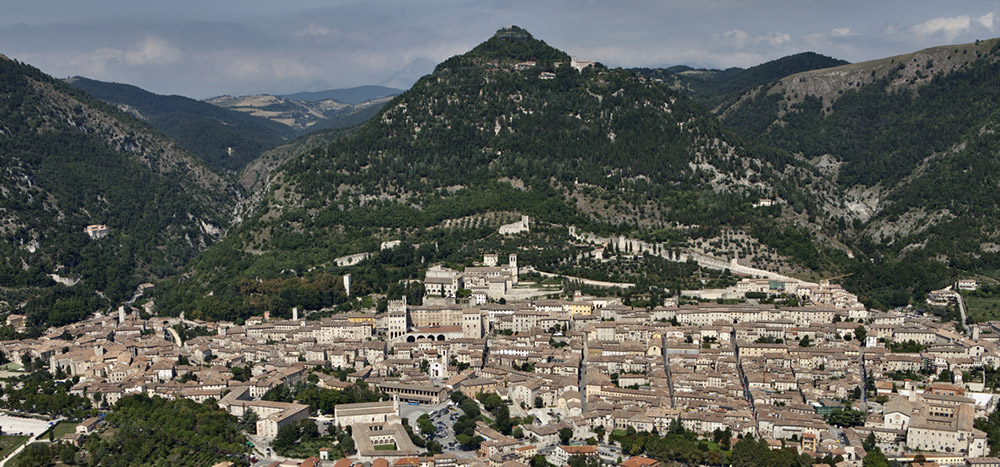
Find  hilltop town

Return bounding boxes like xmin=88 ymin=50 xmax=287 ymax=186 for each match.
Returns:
xmin=2 ymin=253 xmax=999 ymax=467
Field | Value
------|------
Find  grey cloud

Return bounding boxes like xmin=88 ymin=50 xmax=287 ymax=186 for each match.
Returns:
xmin=0 ymin=0 xmax=996 ymax=97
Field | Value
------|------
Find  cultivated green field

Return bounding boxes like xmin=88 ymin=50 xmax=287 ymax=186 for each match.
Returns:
xmin=963 ymin=289 xmax=1000 ymax=323
xmin=0 ymin=435 xmax=29 ymax=459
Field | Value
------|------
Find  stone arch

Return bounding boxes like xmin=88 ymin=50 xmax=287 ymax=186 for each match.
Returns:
xmin=437 ymin=334 xmax=446 ymax=341
xmin=406 ymin=336 xmax=416 ymax=342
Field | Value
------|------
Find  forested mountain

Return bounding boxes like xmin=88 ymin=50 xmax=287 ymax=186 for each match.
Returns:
xmin=720 ymin=39 xmax=1000 ymax=307
xmin=5 ymin=29 xmax=998 ymax=329
xmin=65 ymin=78 xmax=396 ymax=174
xmin=153 ymin=26 xmax=838 ymax=322
xmin=634 ymin=52 xmax=849 ymax=109
xmin=237 ymin=126 xmax=357 ymax=194
xmin=65 ymin=77 xmax=296 ymax=173
xmin=0 ymin=56 xmax=238 ymax=329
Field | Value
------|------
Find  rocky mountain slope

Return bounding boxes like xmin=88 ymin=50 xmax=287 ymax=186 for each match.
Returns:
xmin=0 ymin=56 xmax=238 ymax=329
xmin=720 ymin=39 xmax=1000 ymax=306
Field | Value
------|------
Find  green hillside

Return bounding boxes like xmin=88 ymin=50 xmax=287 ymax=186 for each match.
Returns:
xmin=153 ymin=27 xmax=836 ymax=322
xmin=722 ymin=39 xmax=1000 ymax=308
xmin=722 ymin=40 xmax=1000 ymax=188
xmin=6 ymin=29 xmax=999 ymax=328
xmin=0 ymin=57 xmax=237 ymax=330
xmin=66 ymin=77 xmax=296 ymax=173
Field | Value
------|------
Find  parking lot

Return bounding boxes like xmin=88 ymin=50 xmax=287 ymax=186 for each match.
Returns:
xmin=429 ymin=405 xmax=468 ymax=455
xmin=0 ymin=414 xmax=51 ymax=436
xmin=399 ymin=401 xmax=449 ymax=423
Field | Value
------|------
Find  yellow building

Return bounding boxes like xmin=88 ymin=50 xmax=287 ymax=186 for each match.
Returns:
xmin=564 ymin=302 xmax=594 ymax=315
xmin=344 ymin=312 xmax=376 ymax=326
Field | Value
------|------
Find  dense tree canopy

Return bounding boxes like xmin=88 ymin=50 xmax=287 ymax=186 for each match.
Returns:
xmin=84 ymin=394 xmax=246 ymax=467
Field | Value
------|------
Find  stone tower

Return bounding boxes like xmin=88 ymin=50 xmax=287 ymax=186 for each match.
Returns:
xmin=509 ymin=254 xmax=518 ymax=284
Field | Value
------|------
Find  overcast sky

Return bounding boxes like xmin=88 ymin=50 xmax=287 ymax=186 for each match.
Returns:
xmin=2 ymin=0 xmax=997 ymax=99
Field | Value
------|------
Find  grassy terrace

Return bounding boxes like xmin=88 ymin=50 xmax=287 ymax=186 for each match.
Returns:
xmin=0 ymin=435 xmax=29 ymax=459
xmin=962 ymin=291 xmax=1000 ymax=323
xmin=274 ymin=435 xmax=339 ymax=459
xmin=47 ymin=421 xmax=78 ymax=439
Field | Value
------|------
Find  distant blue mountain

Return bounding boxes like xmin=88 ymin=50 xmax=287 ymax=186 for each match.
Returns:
xmin=280 ymin=85 xmax=402 ymax=104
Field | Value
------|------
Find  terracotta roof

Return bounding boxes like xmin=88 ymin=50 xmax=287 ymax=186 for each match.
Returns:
xmin=620 ymin=457 xmax=660 ymax=467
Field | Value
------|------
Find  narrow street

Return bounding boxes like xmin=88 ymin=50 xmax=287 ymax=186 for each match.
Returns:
xmin=859 ymin=348 xmax=868 ymax=412
xmin=733 ymin=330 xmax=754 ymax=414
xmin=662 ymin=333 xmax=673 ymax=409
xmin=580 ymin=339 xmax=588 ymax=413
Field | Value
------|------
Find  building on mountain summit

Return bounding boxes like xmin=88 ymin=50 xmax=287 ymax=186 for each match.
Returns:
xmin=570 ymin=57 xmax=594 ymax=71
